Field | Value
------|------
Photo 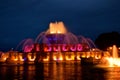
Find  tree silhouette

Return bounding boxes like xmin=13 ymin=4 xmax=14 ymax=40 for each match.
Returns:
xmin=95 ymin=32 xmax=120 ymax=50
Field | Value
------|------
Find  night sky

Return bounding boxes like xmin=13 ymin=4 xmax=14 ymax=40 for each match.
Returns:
xmin=0 ymin=0 xmax=120 ymax=51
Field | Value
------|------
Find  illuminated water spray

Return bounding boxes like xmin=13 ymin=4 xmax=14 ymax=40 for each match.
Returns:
xmin=49 ymin=22 xmax=67 ymax=34
xmin=0 ymin=21 xmax=98 ymax=63
xmin=112 ymin=45 xmax=118 ymax=58
xmin=15 ymin=39 xmax=34 ymax=52
xmin=106 ymin=45 xmax=120 ymax=66
xmin=99 ymin=45 xmax=120 ymax=67
xmin=35 ymin=22 xmax=95 ymax=48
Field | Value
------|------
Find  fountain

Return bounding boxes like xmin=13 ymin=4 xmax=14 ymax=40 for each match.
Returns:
xmin=35 ymin=22 xmax=95 ymax=49
xmin=96 ymin=45 xmax=120 ymax=67
xmin=35 ymin=22 xmax=79 ymax=44
xmin=0 ymin=21 xmax=100 ymax=64
xmin=112 ymin=45 xmax=118 ymax=59
xmin=106 ymin=45 xmax=120 ymax=67
xmin=15 ymin=38 xmax=34 ymax=52
xmin=33 ymin=22 xmax=99 ymax=62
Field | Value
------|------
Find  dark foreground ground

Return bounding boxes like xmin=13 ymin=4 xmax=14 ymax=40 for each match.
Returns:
xmin=0 ymin=61 xmax=120 ymax=80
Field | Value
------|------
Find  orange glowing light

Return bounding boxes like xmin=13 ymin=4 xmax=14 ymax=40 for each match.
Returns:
xmin=71 ymin=55 xmax=75 ymax=60
xmin=19 ymin=56 xmax=24 ymax=61
xmin=43 ymin=58 xmax=49 ymax=61
xmin=59 ymin=56 xmax=63 ymax=60
xmin=28 ymin=56 xmax=36 ymax=61
xmin=106 ymin=57 xmax=120 ymax=66
xmin=66 ymin=56 xmax=75 ymax=60
xmin=29 ymin=58 xmax=35 ymax=61
xmin=4 ymin=57 xmax=7 ymax=61
xmin=43 ymin=57 xmax=49 ymax=61
xmin=53 ymin=56 xmax=57 ymax=61
xmin=49 ymin=22 xmax=67 ymax=34
xmin=14 ymin=58 xmax=18 ymax=61
xmin=66 ymin=56 xmax=72 ymax=60
xmin=77 ymin=56 xmax=81 ymax=60
xmin=95 ymin=55 xmax=101 ymax=59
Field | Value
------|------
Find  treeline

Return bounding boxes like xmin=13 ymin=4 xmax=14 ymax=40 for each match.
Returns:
xmin=95 ymin=31 xmax=120 ymax=50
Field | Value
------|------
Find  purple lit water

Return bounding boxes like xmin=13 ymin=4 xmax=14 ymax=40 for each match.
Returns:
xmin=0 ymin=62 xmax=120 ymax=80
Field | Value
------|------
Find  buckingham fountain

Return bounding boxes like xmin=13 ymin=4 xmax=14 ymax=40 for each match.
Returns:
xmin=0 ymin=22 xmax=120 ymax=66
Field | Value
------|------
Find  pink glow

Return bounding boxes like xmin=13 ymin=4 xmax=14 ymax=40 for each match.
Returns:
xmin=70 ymin=45 xmax=76 ymax=51
xmin=36 ymin=44 xmax=40 ymax=51
xmin=77 ymin=44 xmax=83 ymax=51
xmin=44 ymin=46 xmax=52 ymax=52
xmin=24 ymin=45 xmax=34 ymax=52
xmin=62 ymin=44 xmax=69 ymax=51
xmin=53 ymin=45 xmax=61 ymax=51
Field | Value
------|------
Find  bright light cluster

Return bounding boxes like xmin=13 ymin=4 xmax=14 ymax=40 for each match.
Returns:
xmin=49 ymin=22 xmax=67 ymax=34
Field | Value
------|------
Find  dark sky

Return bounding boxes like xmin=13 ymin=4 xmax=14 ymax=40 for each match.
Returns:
xmin=0 ymin=0 xmax=120 ymax=51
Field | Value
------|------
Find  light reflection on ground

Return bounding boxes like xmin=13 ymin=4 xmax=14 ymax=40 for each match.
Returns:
xmin=0 ymin=62 xmax=120 ymax=80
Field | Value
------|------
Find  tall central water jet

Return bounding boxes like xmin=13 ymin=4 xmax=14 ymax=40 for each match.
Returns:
xmin=49 ymin=22 xmax=67 ymax=34
xmin=112 ymin=45 xmax=118 ymax=58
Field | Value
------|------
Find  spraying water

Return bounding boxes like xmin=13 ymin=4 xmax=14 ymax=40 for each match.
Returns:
xmin=99 ymin=45 xmax=120 ymax=67
xmin=112 ymin=45 xmax=118 ymax=58
xmin=15 ymin=38 xmax=34 ymax=52
xmin=35 ymin=22 xmax=96 ymax=49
